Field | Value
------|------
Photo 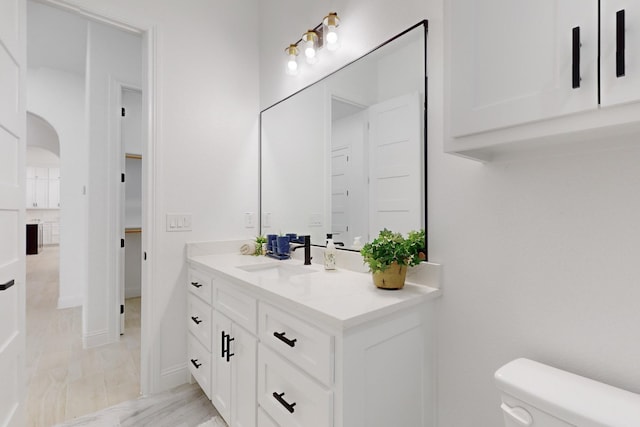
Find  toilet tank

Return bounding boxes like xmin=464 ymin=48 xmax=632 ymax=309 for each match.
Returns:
xmin=495 ymin=358 xmax=640 ymax=427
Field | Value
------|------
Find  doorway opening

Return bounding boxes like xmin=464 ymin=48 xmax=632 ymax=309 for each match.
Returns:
xmin=25 ymin=0 xmax=153 ymax=424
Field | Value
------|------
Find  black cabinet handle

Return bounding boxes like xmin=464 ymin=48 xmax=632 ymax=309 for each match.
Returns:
xmin=617 ymin=9 xmax=626 ymax=77
xmin=221 ymin=331 xmax=235 ymax=362
xmin=191 ymin=316 xmax=202 ymax=325
xmin=0 ymin=279 xmax=15 ymax=291
xmin=190 ymin=359 xmax=202 ymax=369
xmin=572 ymin=26 xmax=581 ymax=88
xmin=272 ymin=392 xmax=296 ymax=413
xmin=226 ymin=334 xmax=235 ymax=362
xmin=221 ymin=331 xmax=227 ymax=358
xmin=273 ymin=331 xmax=297 ymax=347
xmin=190 ymin=281 xmax=203 ymax=288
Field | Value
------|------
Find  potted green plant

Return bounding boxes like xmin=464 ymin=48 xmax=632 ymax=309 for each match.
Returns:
xmin=360 ymin=228 xmax=424 ymax=290
xmin=254 ymin=235 xmax=267 ymax=256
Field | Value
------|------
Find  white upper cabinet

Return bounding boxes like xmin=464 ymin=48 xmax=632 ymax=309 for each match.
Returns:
xmin=451 ymin=0 xmax=599 ymax=137
xmin=600 ymin=0 xmax=640 ymax=106
xmin=447 ymin=0 xmax=640 ymax=160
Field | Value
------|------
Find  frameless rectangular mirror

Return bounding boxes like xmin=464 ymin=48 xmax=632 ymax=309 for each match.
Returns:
xmin=260 ymin=21 xmax=427 ymax=254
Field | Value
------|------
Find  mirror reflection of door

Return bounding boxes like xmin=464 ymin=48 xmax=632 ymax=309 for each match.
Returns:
xmin=330 ymin=92 xmax=422 ymax=244
xmin=331 ymin=97 xmax=367 ymax=246
xmin=368 ymin=92 xmax=422 ymax=238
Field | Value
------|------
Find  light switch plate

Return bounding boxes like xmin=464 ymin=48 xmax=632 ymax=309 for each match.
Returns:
xmin=166 ymin=213 xmax=192 ymax=232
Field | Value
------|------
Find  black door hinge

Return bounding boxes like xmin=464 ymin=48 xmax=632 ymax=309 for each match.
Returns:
xmin=144 ymin=252 xmax=147 ymax=260
xmin=121 ymin=107 xmax=126 ymax=117
xmin=121 ymin=238 xmax=125 ymax=248
xmin=121 ymin=173 xmax=125 ymax=183
xmin=120 ymin=304 xmax=124 ymax=314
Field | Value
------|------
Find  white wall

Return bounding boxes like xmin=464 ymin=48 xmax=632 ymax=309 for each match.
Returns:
xmin=259 ymin=1 xmax=640 ymax=426
xmin=60 ymin=0 xmax=260 ymax=392
xmin=27 ymin=67 xmax=87 ymax=309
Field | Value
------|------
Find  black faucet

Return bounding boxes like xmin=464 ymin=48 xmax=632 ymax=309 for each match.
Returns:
xmin=291 ymin=235 xmax=312 ymax=265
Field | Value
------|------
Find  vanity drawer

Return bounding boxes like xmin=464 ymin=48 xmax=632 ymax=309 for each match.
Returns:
xmin=188 ymin=333 xmax=211 ymax=400
xmin=259 ymin=302 xmax=334 ymax=386
xmin=187 ymin=293 xmax=212 ymax=351
xmin=214 ymin=277 xmax=257 ymax=334
xmin=258 ymin=344 xmax=333 ymax=427
xmin=188 ymin=268 xmax=212 ymax=304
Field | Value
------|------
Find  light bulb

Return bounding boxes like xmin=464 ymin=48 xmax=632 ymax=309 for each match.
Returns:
xmin=285 ymin=44 xmax=299 ymax=75
xmin=305 ymin=40 xmax=316 ymax=58
xmin=326 ymin=27 xmax=338 ymax=44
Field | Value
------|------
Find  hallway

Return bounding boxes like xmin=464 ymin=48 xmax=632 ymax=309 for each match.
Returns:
xmin=26 ymin=246 xmax=141 ymax=426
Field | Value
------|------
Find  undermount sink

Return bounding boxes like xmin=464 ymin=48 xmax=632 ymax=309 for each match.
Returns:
xmin=237 ymin=262 xmax=316 ymax=279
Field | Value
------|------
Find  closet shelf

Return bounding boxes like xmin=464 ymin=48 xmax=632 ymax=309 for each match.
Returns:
xmin=125 ymin=227 xmax=142 ymax=234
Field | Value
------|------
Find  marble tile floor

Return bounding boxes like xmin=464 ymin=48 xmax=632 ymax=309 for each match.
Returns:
xmin=52 ymin=383 xmax=223 ymax=427
xmin=26 ymin=246 xmax=142 ymax=426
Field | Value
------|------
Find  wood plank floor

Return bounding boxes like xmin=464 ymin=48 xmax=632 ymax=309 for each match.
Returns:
xmin=53 ymin=383 xmax=222 ymax=427
xmin=26 ymin=246 xmax=142 ymax=426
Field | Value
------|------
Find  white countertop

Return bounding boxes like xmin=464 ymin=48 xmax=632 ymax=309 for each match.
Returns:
xmin=188 ymin=252 xmax=441 ymax=330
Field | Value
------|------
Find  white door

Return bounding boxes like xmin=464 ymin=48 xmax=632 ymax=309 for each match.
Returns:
xmin=601 ymin=1 xmax=640 ymax=106
xmin=450 ymin=0 xmax=598 ymax=137
xmin=0 ymin=0 xmax=26 ymax=425
xmin=368 ymin=93 xmax=423 ymax=240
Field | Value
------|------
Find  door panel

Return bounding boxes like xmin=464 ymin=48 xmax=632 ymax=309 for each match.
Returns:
xmin=0 ymin=0 xmax=25 ymax=425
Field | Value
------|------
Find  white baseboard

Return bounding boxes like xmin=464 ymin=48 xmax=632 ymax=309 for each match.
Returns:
xmin=57 ymin=294 xmax=83 ymax=309
xmin=83 ymin=329 xmax=109 ymax=348
xmin=159 ymin=363 xmax=189 ymax=391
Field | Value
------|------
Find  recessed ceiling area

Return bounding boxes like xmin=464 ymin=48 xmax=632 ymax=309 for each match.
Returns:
xmin=27 ymin=0 xmax=87 ymax=75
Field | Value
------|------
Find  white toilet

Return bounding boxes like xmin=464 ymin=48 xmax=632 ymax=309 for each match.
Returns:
xmin=495 ymin=358 xmax=640 ymax=426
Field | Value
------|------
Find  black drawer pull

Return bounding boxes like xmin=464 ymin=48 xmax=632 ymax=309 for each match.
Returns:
xmin=274 ymin=331 xmax=297 ymax=347
xmin=190 ymin=281 xmax=203 ymax=288
xmin=190 ymin=359 xmax=202 ymax=369
xmin=572 ymin=26 xmax=581 ymax=88
xmin=191 ymin=316 xmax=202 ymax=325
xmin=617 ymin=9 xmax=626 ymax=77
xmin=273 ymin=392 xmax=296 ymax=413
xmin=0 ymin=279 xmax=15 ymax=291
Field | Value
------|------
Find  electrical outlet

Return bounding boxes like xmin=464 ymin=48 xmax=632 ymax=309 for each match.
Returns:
xmin=244 ymin=212 xmax=255 ymax=228
xmin=309 ymin=213 xmax=323 ymax=227
xmin=263 ymin=212 xmax=272 ymax=228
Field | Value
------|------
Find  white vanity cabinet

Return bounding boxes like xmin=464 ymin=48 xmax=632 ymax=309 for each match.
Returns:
xmin=187 ymin=257 xmax=437 ymax=427
xmin=447 ymin=0 xmax=640 ymax=160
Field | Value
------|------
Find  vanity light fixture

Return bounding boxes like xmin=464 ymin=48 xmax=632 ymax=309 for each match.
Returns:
xmin=285 ymin=12 xmax=341 ymax=74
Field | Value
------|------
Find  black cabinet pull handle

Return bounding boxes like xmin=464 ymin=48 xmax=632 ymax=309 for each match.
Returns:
xmin=226 ymin=335 xmax=235 ymax=362
xmin=617 ymin=9 xmax=626 ymax=77
xmin=0 ymin=279 xmax=15 ymax=291
xmin=190 ymin=281 xmax=203 ymax=288
xmin=221 ymin=331 xmax=227 ymax=358
xmin=273 ymin=331 xmax=297 ymax=347
xmin=190 ymin=359 xmax=202 ymax=369
xmin=572 ymin=26 xmax=581 ymax=88
xmin=272 ymin=392 xmax=296 ymax=413
xmin=191 ymin=316 xmax=202 ymax=325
